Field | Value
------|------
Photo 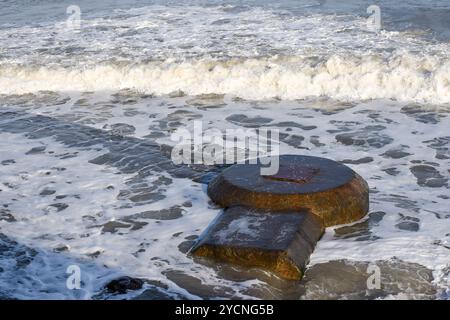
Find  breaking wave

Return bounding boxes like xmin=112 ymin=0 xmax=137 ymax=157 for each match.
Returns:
xmin=1 ymin=52 xmax=449 ymax=104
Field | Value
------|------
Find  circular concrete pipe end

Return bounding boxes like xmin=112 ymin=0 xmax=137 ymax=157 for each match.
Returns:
xmin=207 ymin=155 xmax=369 ymax=227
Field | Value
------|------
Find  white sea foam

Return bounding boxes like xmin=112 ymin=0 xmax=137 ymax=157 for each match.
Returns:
xmin=1 ymin=92 xmax=449 ymax=299
xmin=1 ymin=4 xmax=449 ymax=105
xmin=1 ymin=52 xmax=449 ymax=104
xmin=1 ymin=1 xmax=450 ymax=299
xmin=0 ymin=131 xmax=255 ymax=299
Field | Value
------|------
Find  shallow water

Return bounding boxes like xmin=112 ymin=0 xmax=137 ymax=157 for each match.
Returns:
xmin=0 ymin=92 xmax=448 ymax=299
xmin=0 ymin=0 xmax=449 ymax=299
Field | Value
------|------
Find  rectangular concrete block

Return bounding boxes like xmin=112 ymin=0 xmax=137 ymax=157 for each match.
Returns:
xmin=190 ymin=206 xmax=324 ymax=280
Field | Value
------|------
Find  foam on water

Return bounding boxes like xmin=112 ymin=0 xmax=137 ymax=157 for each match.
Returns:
xmin=0 ymin=4 xmax=449 ymax=105
xmin=0 ymin=1 xmax=449 ymax=299
xmin=1 ymin=90 xmax=449 ymax=299
xmin=0 ymin=130 xmax=263 ymax=299
xmin=1 ymin=53 xmax=450 ymax=104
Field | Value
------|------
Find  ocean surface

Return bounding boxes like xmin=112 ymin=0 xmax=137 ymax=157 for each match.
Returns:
xmin=0 ymin=0 xmax=449 ymax=299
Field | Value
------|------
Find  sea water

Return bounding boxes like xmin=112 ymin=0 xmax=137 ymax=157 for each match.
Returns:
xmin=0 ymin=0 xmax=449 ymax=299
